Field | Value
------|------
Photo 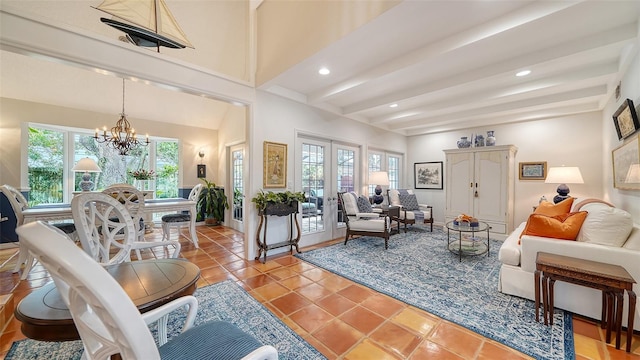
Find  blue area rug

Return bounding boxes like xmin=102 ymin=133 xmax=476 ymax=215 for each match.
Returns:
xmin=6 ymin=280 xmax=325 ymax=360
xmin=296 ymin=227 xmax=574 ymax=360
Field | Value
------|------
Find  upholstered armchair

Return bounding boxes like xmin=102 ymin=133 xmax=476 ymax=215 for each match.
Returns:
xmin=387 ymin=189 xmax=433 ymax=232
xmin=338 ymin=192 xmax=392 ymax=249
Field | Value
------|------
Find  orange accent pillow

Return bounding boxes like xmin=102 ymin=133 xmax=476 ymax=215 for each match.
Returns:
xmin=534 ymin=197 xmax=574 ymax=216
xmin=521 ymin=212 xmax=588 ymax=241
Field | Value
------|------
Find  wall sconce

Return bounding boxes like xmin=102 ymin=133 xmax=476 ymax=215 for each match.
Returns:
xmin=197 ymin=149 xmax=206 ymax=178
xmin=198 ymin=149 xmax=205 ymax=160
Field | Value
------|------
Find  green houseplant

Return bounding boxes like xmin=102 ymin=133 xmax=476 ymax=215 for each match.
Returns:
xmin=251 ymin=190 xmax=305 ymax=215
xmin=197 ymin=179 xmax=229 ymax=225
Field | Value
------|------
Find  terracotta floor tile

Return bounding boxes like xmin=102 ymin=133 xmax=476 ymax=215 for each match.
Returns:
xmin=338 ymin=284 xmax=375 ymax=304
xmin=302 ymin=334 xmax=337 ymax=359
xmin=392 ymin=308 xmax=438 ymax=336
xmin=251 ymin=282 xmax=290 ymax=301
xmin=313 ymin=319 xmax=363 ymax=355
xmin=289 ymin=303 xmax=335 ymax=333
xmin=409 ymin=340 xmax=465 ymax=360
xmin=279 ymin=275 xmax=314 ymax=290
xmin=574 ymin=333 xmax=608 ymax=360
xmin=428 ymin=322 xmax=483 ymax=359
xmin=270 ymin=292 xmax=311 ymax=315
xmin=339 ymin=306 xmax=386 ymax=334
xmin=345 ymin=338 xmax=402 ymax=360
xmin=369 ymin=321 xmax=422 ymax=358
xmin=267 ymin=267 xmax=298 ymax=281
xmin=288 ymin=261 xmax=316 ymax=274
xmin=477 ymin=340 xmax=530 ymax=360
xmin=301 ymin=268 xmax=332 ymax=282
xmin=574 ymin=316 xmax=604 ymax=341
xmin=316 ymin=293 xmax=357 ymax=316
xmin=230 ymin=267 xmax=262 ymax=280
xmin=317 ymin=275 xmax=354 ymax=292
xmin=242 ymin=273 xmax=277 ymax=289
xmin=273 ymin=256 xmax=300 ymax=267
xmin=361 ymin=293 xmax=406 ymax=318
xmin=297 ymin=283 xmax=333 ymax=302
xmin=251 ymin=260 xmax=282 ymax=273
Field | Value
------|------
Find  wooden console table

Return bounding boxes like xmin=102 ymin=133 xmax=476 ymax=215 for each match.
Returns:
xmin=255 ymin=202 xmax=301 ymax=263
xmin=535 ymin=252 xmax=636 ymax=352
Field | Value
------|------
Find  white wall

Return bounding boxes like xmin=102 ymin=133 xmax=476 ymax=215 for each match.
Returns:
xmin=604 ymin=49 xmax=640 ymax=221
xmin=407 ymin=112 xmax=604 ymax=229
xmin=247 ymin=90 xmax=407 ymax=258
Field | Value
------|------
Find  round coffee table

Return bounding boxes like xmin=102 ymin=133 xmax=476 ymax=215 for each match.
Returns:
xmin=15 ymin=258 xmax=200 ymax=341
xmin=445 ymin=221 xmax=490 ymax=262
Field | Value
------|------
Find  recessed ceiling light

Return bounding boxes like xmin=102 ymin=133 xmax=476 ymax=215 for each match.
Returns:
xmin=516 ymin=70 xmax=531 ymax=77
xmin=318 ymin=67 xmax=330 ymax=75
xmin=389 ymin=103 xmax=398 ymax=108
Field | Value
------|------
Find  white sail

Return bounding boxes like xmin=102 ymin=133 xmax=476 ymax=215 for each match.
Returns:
xmin=95 ymin=0 xmax=194 ymax=49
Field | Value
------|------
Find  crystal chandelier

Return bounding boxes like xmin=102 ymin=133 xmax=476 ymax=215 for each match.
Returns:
xmin=94 ymin=79 xmax=149 ymax=156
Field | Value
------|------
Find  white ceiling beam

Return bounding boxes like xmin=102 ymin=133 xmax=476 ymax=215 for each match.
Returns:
xmin=369 ymin=61 xmax=618 ymax=124
xmin=343 ymin=23 xmax=636 ymax=115
xmin=307 ymin=0 xmax=583 ymax=104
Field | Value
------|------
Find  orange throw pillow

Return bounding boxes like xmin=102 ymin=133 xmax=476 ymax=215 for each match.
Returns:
xmin=521 ymin=211 xmax=588 ymax=241
xmin=534 ymin=197 xmax=574 ymax=216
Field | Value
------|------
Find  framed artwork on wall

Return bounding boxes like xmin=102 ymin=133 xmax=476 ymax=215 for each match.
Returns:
xmin=197 ymin=164 xmax=206 ymax=178
xmin=612 ymin=98 xmax=640 ymax=140
xmin=414 ymin=161 xmax=443 ymax=189
xmin=519 ymin=161 xmax=547 ymax=180
xmin=612 ymin=134 xmax=640 ymax=190
xmin=263 ymin=141 xmax=287 ymax=188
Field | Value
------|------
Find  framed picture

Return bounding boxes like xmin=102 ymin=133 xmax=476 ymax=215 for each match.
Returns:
xmin=519 ymin=161 xmax=547 ymax=180
xmin=612 ymin=134 xmax=640 ymax=190
xmin=197 ymin=164 xmax=206 ymax=178
xmin=613 ymin=98 xmax=640 ymax=140
xmin=414 ymin=161 xmax=443 ymax=189
xmin=263 ymin=141 xmax=287 ymax=188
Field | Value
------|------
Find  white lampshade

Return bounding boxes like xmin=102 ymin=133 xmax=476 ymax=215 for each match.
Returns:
xmin=545 ymin=166 xmax=583 ymax=204
xmin=545 ymin=167 xmax=583 ymax=184
xmin=625 ymin=164 xmax=640 ymax=183
xmin=369 ymin=171 xmax=390 ymax=186
xmin=72 ymin=157 xmax=102 ymax=173
xmin=72 ymin=158 xmax=101 ymax=191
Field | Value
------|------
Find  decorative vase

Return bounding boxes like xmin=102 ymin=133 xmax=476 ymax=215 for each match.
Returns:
xmin=475 ymin=134 xmax=485 ymax=147
xmin=457 ymin=137 xmax=471 ymax=148
xmin=486 ymin=131 xmax=496 ymax=146
xmin=134 ymin=179 xmax=155 ymax=191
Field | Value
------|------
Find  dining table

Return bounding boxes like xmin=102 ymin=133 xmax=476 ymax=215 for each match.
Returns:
xmin=21 ymin=197 xmax=199 ymax=246
xmin=14 ymin=258 xmax=201 ymax=341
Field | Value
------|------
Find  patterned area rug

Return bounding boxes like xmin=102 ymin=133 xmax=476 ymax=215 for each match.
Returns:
xmin=296 ymin=227 xmax=574 ymax=360
xmin=6 ymin=280 xmax=325 ymax=360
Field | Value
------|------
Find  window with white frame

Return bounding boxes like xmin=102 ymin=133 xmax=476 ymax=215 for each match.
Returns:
xmin=367 ymin=150 xmax=402 ymax=197
xmin=27 ymin=124 xmax=178 ymax=205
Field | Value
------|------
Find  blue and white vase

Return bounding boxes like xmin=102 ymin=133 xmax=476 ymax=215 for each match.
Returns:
xmin=486 ymin=131 xmax=496 ymax=146
xmin=457 ymin=137 xmax=471 ymax=148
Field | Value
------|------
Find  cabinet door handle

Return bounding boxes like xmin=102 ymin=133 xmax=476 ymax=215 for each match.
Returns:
xmin=474 ymin=191 xmax=479 ymax=198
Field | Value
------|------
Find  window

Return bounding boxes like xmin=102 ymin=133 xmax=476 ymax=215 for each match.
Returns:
xmin=232 ymin=149 xmax=243 ymax=221
xmin=367 ymin=150 xmax=402 ymax=196
xmin=27 ymin=124 xmax=178 ymax=205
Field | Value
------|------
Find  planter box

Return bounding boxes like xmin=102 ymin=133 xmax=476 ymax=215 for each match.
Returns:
xmin=261 ymin=201 xmax=299 ymax=216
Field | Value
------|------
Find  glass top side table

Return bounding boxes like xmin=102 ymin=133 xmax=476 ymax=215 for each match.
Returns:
xmin=445 ymin=221 xmax=490 ymax=261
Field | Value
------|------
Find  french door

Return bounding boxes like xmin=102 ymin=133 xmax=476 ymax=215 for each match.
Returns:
xmin=229 ymin=144 xmax=244 ymax=232
xmin=297 ymin=136 xmax=360 ymax=245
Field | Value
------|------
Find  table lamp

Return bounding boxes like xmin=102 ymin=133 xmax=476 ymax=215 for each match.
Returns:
xmin=545 ymin=166 xmax=583 ymax=203
xmin=369 ymin=171 xmax=389 ymax=205
xmin=72 ymin=157 xmax=102 ymax=191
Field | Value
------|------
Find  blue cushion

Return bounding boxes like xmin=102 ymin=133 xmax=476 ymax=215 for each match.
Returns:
xmin=398 ymin=194 xmax=419 ymax=211
xmin=356 ymin=195 xmax=373 ymax=213
xmin=158 ymin=321 xmax=263 ymax=360
xmin=162 ymin=214 xmax=191 ymax=222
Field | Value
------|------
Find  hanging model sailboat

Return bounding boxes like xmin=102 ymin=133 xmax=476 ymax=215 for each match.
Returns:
xmin=94 ymin=0 xmax=194 ymax=49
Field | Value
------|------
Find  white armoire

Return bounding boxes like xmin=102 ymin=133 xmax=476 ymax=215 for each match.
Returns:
xmin=444 ymin=145 xmax=517 ymax=235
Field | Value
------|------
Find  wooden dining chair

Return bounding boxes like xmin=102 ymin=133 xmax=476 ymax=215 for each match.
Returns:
xmin=16 ymin=221 xmax=278 ymax=360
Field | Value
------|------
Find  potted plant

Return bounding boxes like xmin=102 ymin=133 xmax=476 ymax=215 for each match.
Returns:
xmin=251 ymin=189 xmax=306 ymax=216
xmin=197 ymin=179 xmax=229 ymax=225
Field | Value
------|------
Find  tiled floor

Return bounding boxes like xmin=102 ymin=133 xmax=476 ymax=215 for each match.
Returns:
xmin=1 ymin=225 xmax=639 ymax=359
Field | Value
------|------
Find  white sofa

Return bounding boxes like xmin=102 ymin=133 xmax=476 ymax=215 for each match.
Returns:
xmin=498 ymin=199 xmax=640 ymax=330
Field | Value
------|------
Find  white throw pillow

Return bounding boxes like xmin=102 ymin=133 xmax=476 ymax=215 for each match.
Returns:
xmin=576 ymin=203 xmax=633 ymax=247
